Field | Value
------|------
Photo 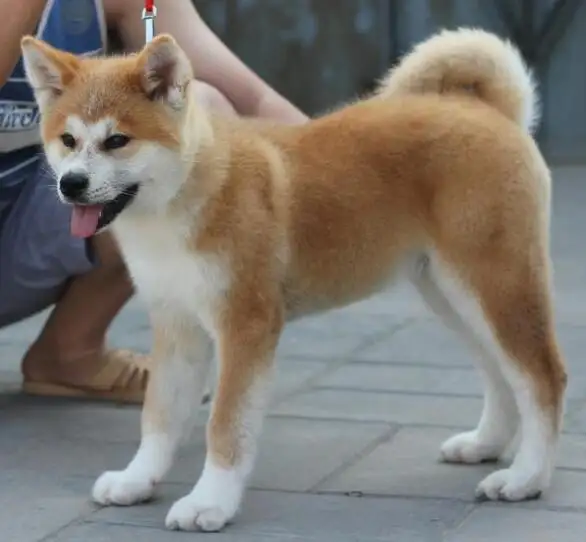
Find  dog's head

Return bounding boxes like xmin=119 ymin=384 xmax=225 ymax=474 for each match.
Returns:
xmin=21 ymin=34 xmax=194 ymax=237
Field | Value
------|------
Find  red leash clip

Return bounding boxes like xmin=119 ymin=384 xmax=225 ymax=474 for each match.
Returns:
xmin=142 ymin=0 xmax=157 ymax=43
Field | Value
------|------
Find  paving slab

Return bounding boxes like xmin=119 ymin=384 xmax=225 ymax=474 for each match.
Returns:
xmin=326 ymin=283 xmax=429 ymax=318
xmin=319 ymin=426 xmax=586 ymax=507
xmin=49 ymin=523 xmax=300 ymax=542
xmin=276 ymin=311 xmax=409 ymax=360
xmin=0 ymin=396 xmax=393 ymax=494
xmin=271 ymin=358 xmax=331 ymax=401
xmin=248 ymin=418 xmax=394 ymax=492
xmin=318 ymin=363 xmax=483 ymax=396
xmin=0 ymin=395 xmax=143 ymax=443
xmin=557 ymin=432 xmax=586 ymax=470
xmin=324 ymin=329 xmax=586 ymax=401
xmin=272 ymin=388 xmax=483 ymax=427
xmin=0 ymin=472 xmax=94 ymax=542
xmin=94 ymin=416 xmax=395 ymax=494
xmin=561 ymin=401 xmax=586 ymax=434
xmin=354 ymin=320 xmax=477 ymax=367
xmin=511 ymin=469 xmax=586 ymax=510
xmin=318 ymin=426 xmax=495 ymax=500
xmin=445 ymin=507 xmax=586 ymax=542
xmin=88 ymin=489 xmax=471 ymax=541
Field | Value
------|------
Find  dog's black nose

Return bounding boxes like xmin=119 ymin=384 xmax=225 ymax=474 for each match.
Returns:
xmin=60 ymin=172 xmax=89 ymax=200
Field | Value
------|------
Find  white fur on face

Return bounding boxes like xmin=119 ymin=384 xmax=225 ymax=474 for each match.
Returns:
xmin=46 ymin=115 xmax=186 ymax=211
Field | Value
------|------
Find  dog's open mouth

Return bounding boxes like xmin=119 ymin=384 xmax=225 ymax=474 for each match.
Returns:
xmin=70 ymin=184 xmax=139 ymax=239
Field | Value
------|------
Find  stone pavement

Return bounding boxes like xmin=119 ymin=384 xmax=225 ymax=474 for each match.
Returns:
xmin=2 ymin=166 xmax=586 ymax=541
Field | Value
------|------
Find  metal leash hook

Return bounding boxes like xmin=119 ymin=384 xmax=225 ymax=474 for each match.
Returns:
xmin=142 ymin=0 xmax=157 ymax=44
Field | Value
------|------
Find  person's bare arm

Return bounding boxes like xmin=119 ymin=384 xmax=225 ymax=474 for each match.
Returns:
xmin=104 ymin=0 xmax=307 ymax=124
xmin=0 ymin=0 xmax=47 ymax=86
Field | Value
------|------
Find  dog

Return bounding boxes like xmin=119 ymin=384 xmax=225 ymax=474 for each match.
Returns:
xmin=21 ymin=27 xmax=566 ymax=532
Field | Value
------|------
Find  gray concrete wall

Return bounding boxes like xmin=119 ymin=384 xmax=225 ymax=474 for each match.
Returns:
xmin=536 ymin=1 xmax=586 ymax=162
xmin=196 ymin=0 xmax=586 ymax=163
xmin=197 ymin=0 xmax=392 ymax=115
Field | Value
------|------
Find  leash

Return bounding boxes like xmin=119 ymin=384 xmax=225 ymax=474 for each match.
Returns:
xmin=141 ymin=0 xmax=157 ymax=43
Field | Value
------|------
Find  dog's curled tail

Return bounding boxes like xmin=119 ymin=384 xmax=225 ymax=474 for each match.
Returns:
xmin=376 ymin=27 xmax=539 ymax=133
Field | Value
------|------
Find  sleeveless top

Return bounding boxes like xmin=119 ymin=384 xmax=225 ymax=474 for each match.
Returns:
xmin=0 ymin=0 xmax=107 ymax=198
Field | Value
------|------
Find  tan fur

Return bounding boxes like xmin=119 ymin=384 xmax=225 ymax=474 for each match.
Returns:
xmin=199 ymin=95 xmax=565 ymax=414
xmin=23 ymin=28 xmax=567 ymax=530
xmin=376 ymin=27 xmax=540 ymax=133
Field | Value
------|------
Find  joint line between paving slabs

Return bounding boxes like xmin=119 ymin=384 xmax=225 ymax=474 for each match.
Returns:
xmin=440 ymin=502 xmax=479 ymax=540
xmin=37 ymin=506 xmax=103 ymax=542
xmin=266 ymin=413 xmax=480 ymax=432
xmin=341 ymin=358 xmax=475 ymax=370
xmin=307 ymin=424 xmax=400 ymax=493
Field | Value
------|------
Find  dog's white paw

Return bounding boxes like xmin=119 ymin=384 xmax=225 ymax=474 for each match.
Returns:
xmin=92 ymin=470 xmax=156 ymax=506
xmin=165 ymin=492 xmax=235 ymax=532
xmin=440 ymin=430 xmax=504 ymax=464
xmin=165 ymin=464 xmax=243 ymax=532
xmin=475 ymin=468 xmax=546 ymax=501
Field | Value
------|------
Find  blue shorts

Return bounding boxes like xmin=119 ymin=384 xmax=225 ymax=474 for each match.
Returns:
xmin=0 ymin=159 xmax=96 ymax=327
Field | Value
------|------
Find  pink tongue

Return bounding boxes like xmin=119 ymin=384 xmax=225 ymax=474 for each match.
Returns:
xmin=71 ymin=205 xmax=104 ymax=238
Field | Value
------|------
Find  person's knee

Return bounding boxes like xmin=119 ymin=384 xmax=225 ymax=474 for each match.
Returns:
xmin=193 ymin=81 xmax=237 ymax=117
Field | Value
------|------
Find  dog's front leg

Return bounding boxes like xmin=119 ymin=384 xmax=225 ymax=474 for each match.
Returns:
xmin=92 ymin=317 xmax=214 ymax=506
xmin=165 ymin=297 xmax=283 ymax=532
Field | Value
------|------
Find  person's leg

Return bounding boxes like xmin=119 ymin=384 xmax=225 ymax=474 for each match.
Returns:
xmin=20 ymin=231 xmax=149 ymax=400
xmin=0 ymin=156 xmax=148 ymax=402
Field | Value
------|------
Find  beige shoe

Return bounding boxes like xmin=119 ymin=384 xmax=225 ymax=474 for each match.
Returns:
xmin=22 ymin=349 xmax=149 ymax=404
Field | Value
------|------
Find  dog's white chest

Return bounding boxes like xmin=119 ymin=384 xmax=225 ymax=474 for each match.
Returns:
xmin=113 ymin=219 xmax=228 ymax=332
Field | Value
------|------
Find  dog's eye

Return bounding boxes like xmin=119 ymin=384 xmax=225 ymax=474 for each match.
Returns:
xmin=60 ymin=133 xmax=76 ymax=149
xmin=103 ymin=134 xmax=131 ymax=151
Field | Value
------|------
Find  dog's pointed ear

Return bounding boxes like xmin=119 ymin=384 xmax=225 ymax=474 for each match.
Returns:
xmin=20 ymin=36 xmax=81 ymax=111
xmin=137 ymin=34 xmax=193 ymax=109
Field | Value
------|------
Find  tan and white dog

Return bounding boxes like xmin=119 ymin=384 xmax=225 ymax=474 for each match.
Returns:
xmin=21 ymin=28 xmax=566 ymax=532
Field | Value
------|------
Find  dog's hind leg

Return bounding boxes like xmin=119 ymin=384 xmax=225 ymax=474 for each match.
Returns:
xmin=423 ymin=244 xmax=566 ymax=501
xmin=411 ymin=257 xmax=518 ymax=464
xmin=92 ymin=317 xmax=214 ymax=506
